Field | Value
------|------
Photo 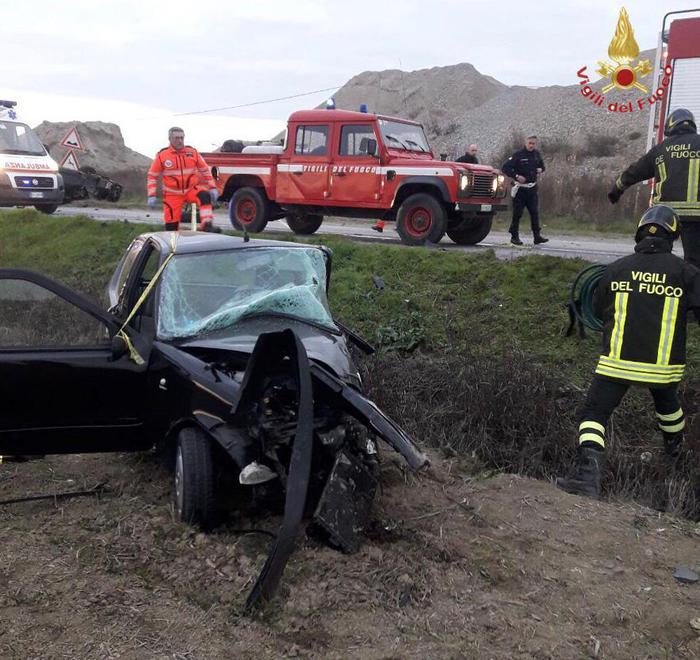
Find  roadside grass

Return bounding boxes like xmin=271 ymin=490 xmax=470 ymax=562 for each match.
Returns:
xmin=2 ymin=209 xmax=699 ymax=517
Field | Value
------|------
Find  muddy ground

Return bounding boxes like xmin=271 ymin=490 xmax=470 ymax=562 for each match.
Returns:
xmin=0 ymin=449 xmax=699 ymax=659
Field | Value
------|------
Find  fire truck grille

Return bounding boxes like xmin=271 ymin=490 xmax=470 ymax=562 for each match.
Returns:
xmin=471 ymin=174 xmax=494 ymax=197
xmin=14 ymin=176 xmax=54 ymax=189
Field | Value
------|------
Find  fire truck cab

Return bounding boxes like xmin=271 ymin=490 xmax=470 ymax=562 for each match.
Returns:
xmin=0 ymin=100 xmax=64 ymax=214
xmin=647 ymin=9 xmax=700 ymax=148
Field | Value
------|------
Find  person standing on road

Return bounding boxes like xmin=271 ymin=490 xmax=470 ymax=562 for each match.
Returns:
xmin=456 ymin=144 xmax=479 ymax=164
xmin=502 ymin=136 xmax=548 ymax=246
xmin=147 ymin=127 xmax=220 ymax=232
xmin=557 ymin=205 xmax=700 ymax=498
xmin=608 ymin=109 xmax=700 ymax=269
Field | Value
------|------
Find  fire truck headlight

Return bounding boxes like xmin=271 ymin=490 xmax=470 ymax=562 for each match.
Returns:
xmin=459 ymin=172 xmax=471 ymax=191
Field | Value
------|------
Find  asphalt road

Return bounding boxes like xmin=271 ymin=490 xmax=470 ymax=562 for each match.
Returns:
xmin=56 ymin=205 xmax=660 ymax=264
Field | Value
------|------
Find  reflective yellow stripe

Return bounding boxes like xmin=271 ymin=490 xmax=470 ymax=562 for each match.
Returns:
xmin=656 ymin=296 xmax=679 ymax=365
xmin=579 ymin=421 xmax=605 ymax=434
xmin=659 ymin=420 xmax=685 ymax=432
xmin=654 ymin=160 xmax=667 ymax=203
xmin=598 ymin=356 xmax=684 ymax=373
xmin=579 ymin=433 xmax=605 ymax=448
xmin=595 ymin=365 xmax=683 ymax=384
xmin=657 ymin=408 xmax=683 ymax=422
xmin=688 ymin=159 xmax=700 ymax=204
xmin=609 ymin=292 xmax=628 ymax=359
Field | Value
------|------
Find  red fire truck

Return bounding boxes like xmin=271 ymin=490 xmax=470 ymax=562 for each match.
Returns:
xmin=647 ymin=9 xmax=700 ymax=149
xmin=203 ymin=109 xmax=508 ymax=246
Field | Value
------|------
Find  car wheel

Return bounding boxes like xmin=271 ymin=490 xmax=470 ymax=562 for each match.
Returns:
xmin=446 ymin=214 xmax=493 ymax=245
xmin=396 ymin=193 xmax=446 ymax=246
xmin=173 ymin=427 xmax=217 ymax=530
xmin=286 ymin=213 xmax=323 ymax=235
xmin=34 ymin=204 xmax=59 ymax=215
xmin=229 ymin=187 xmax=269 ymax=233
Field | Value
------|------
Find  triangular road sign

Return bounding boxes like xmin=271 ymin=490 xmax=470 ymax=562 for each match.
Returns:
xmin=60 ymin=150 xmax=81 ymax=171
xmin=60 ymin=126 xmax=84 ymax=151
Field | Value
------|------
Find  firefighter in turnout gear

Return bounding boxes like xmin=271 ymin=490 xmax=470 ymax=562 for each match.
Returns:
xmin=608 ymin=109 xmax=700 ymax=268
xmin=147 ymin=127 xmax=220 ymax=232
xmin=557 ymin=205 xmax=700 ymax=498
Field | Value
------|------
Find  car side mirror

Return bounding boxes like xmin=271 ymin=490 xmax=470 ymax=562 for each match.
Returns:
xmin=110 ymin=333 xmax=128 ymax=361
xmin=366 ymin=139 xmax=378 ymax=157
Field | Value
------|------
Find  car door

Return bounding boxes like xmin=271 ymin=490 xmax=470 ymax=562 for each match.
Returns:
xmin=0 ymin=269 xmax=152 ymax=455
xmin=329 ymin=123 xmax=383 ymax=206
xmin=276 ymin=123 xmax=332 ymax=204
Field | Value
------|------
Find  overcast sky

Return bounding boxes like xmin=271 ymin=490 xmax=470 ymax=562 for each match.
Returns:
xmin=3 ymin=0 xmax=698 ymax=157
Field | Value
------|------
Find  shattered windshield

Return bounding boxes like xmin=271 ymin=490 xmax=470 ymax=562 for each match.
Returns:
xmin=0 ymin=122 xmax=46 ymax=156
xmin=157 ymin=247 xmax=337 ymax=339
xmin=378 ymin=119 xmax=431 ymax=153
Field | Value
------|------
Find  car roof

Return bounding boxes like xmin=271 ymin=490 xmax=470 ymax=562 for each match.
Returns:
xmin=141 ymin=231 xmax=325 ymax=255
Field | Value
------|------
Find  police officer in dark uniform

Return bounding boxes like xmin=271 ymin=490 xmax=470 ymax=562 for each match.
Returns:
xmin=609 ymin=109 xmax=700 ymax=268
xmin=502 ymin=136 xmax=548 ymax=246
xmin=557 ymin=205 xmax=700 ymax=497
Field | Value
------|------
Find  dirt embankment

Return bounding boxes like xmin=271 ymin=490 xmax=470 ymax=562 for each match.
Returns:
xmin=1 ymin=449 xmax=699 ymax=659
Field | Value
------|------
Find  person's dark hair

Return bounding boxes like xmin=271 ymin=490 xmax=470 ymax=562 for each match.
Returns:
xmin=527 ymin=135 xmax=537 ymax=141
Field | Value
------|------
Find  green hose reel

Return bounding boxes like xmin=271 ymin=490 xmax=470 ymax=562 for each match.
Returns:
xmin=567 ymin=264 xmax=606 ymax=336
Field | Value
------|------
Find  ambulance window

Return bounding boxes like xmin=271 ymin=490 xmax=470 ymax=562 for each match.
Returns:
xmin=339 ymin=125 xmax=377 ymax=156
xmin=295 ymin=126 xmax=328 ymax=156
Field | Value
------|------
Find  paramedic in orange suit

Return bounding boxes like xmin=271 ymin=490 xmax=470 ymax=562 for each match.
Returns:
xmin=146 ymin=127 xmax=219 ymax=231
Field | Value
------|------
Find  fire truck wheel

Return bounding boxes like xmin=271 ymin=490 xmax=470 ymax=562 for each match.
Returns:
xmin=229 ymin=187 xmax=269 ymax=233
xmin=286 ymin=213 xmax=323 ymax=235
xmin=34 ymin=204 xmax=59 ymax=215
xmin=396 ymin=193 xmax=446 ymax=245
xmin=446 ymin=214 xmax=493 ymax=245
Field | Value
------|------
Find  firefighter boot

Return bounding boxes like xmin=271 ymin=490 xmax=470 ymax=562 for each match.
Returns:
xmin=663 ymin=431 xmax=683 ymax=461
xmin=534 ymin=234 xmax=549 ymax=245
xmin=556 ymin=446 xmax=605 ymax=498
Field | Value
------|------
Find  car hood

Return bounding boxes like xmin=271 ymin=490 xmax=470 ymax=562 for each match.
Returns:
xmin=171 ymin=316 xmax=359 ymax=384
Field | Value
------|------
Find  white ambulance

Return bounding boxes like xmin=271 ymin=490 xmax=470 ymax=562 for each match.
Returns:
xmin=0 ymin=100 xmax=64 ymax=213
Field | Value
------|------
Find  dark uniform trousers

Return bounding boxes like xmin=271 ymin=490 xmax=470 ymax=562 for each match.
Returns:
xmin=578 ymin=377 xmax=683 ymax=449
xmin=510 ymin=187 xmax=541 ymax=237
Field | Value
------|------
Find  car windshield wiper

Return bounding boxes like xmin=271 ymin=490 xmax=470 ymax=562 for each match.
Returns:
xmin=236 ymin=311 xmax=342 ymax=336
xmin=404 ymin=139 xmax=426 ymax=152
xmin=384 ymin=134 xmax=409 ymax=149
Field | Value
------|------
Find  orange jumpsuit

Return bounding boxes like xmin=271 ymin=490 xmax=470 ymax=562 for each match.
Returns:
xmin=147 ymin=144 xmax=217 ymax=230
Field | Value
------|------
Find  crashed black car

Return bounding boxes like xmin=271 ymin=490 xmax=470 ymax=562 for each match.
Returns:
xmin=0 ymin=232 xmax=426 ymax=610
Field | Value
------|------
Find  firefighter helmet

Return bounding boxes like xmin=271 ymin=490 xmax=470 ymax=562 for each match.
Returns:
xmin=664 ymin=108 xmax=697 ymax=136
xmin=636 ymin=205 xmax=680 ymax=241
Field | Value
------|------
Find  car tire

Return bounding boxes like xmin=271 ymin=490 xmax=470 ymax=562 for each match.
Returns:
xmin=34 ymin=204 xmax=59 ymax=215
xmin=286 ymin=213 xmax=323 ymax=235
xmin=229 ymin=187 xmax=269 ymax=233
xmin=173 ymin=427 xmax=217 ymax=530
xmin=446 ymin=214 xmax=493 ymax=245
xmin=396 ymin=193 xmax=446 ymax=246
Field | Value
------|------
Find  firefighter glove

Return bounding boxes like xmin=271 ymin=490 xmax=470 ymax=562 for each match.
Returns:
xmin=209 ymin=188 xmax=218 ymax=204
xmin=607 ymin=187 xmax=622 ymax=205
xmin=147 ymin=196 xmax=157 ymax=208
